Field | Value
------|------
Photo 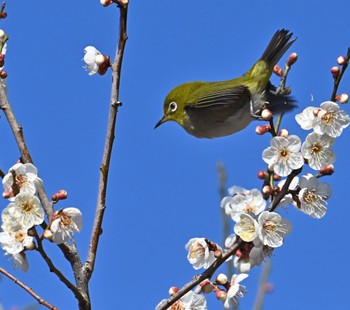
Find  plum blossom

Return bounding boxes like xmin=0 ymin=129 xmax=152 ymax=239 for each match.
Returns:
xmin=2 ymin=192 xmax=43 ymax=230
xmin=297 ymin=174 xmax=332 ymax=219
xmin=296 ymin=101 xmax=350 ymax=137
xmin=301 ymin=132 xmax=335 ymax=170
xmin=185 ymin=238 xmax=217 ymax=270
xmin=223 ymin=273 xmax=248 ymax=309
xmin=2 ymin=163 xmax=42 ymax=200
xmin=257 ymin=211 xmax=291 ymax=248
xmin=5 ymin=252 xmax=29 ymax=272
xmin=262 ymin=135 xmax=304 ymax=177
xmin=234 ymin=213 xmax=258 ymax=242
xmin=156 ymin=291 xmax=207 ymax=310
xmin=83 ymin=46 xmax=109 ymax=76
xmin=0 ymin=229 xmax=34 ymax=254
xmin=221 ymin=187 xmax=266 ymax=222
xmin=49 ymin=208 xmax=83 ymax=244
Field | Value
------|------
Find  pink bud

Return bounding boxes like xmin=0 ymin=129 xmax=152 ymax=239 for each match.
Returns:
xmin=320 ymin=164 xmax=334 ymax=175
xmin=215 ymin=289 xmax=227 ymax=301
xmin=273 ymin=174 xmax=281 ymax=181
xmin=100 ymin=0 xmax=114 ymax=6
xmin=200 ymin=279 xmax=213 ymax=294
xmin=52 ymin=190 xmax=68 ymax=201
xmin=168 ymin=286 xmax=179 ymax=296
xmin=257 ymin=170 xmax=268 ymax=180
xmin=0 ymin=70 xmax=7 ymax=79
xmin=2 ymin=189 xmax=14 ymax=199
xmin=335 ymin=93 xmax=349 ymax=104
xmin=273 ymin=65 xmax=283 ymax=77
xmin=331 ymin=66 xmax=340 ymax=79
xmin=287 ymin=52 xmax=298 ymax=66
xmin=262 ymin=185 xmax=272 ymax=196
xmin=43 ymin=229 xmax=53 ymax=240
xmin=255 ymin=124 xmax=271 ymax=135
xmin=279 ymin=128 xmax=289 ymax=137
xmin=214 ymin=249 xmax=222 ymax=258
xmin=337 ymin=55 xmax=347 ymax=66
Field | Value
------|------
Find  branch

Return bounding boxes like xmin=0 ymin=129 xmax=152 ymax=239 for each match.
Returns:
xmin=268 ymin=167 xmax=302 ymax=212
xmin=252 ymin=261 xmax=272 ymax=310
xmin=157 ymin=239 xmax=243 ymax=310
xmin=330 ymin=47 xmax=350 ymax=101
xmin=0 ymin=266 xmax=59 ymax=309
xmin=84 ymin=2 xmax=129 ymax=278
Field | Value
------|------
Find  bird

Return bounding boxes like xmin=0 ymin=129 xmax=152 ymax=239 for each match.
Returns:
xmin=155 ymin=29 xmax=296 ymax=138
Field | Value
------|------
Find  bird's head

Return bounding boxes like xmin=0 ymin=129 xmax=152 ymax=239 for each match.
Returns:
xmin=155 ymin=82 xmax=202 ymax=129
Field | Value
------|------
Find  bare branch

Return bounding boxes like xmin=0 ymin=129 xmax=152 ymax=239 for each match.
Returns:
xmin=0 ymin=266 xmax=59 ymax=309
xmin=84 ymin=2 xmax=129 ymax=278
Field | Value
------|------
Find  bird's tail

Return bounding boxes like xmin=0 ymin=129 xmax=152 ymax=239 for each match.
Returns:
xmin=260 ymin=29 xmax=296 ymax=67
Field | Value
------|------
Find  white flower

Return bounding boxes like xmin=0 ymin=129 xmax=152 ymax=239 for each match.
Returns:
xmin=262 ymin=135 xmax=304 ymax=177
xmin=295 ymin=106 xmax=316 ymax=130
xmin=185 ymin=238 xmax=217 ymax=270
xmin=223 ymin=274 xmax=248 ymax=309
xmin=297 ymin=174 xmax=332 ymax=219
xmin=296 ymin=102 xmax=350 ymax=137
xmin=0 ymin=229 xmax=34 ymax=254
xmin=233 ymin=256 xmax=254 ymax=273
xmin=234 ymin=213 xmax=258 ymax=242
xmin=50 ymin=208 xmax=83 ymax=244
xmin=257 ymin=211 xmax=291 ymax=248
xmin=2 ymin=193 xmax=44 ymax=230
xmin=221 ymin=188 xmax=266 ymax=222
xmin=249 ymin=240 xmax=273 ymax=266
xmin=314 ymin=102 xmax=350 ymax=137
xmin=2 ymin=163 xmax=42 ymax=200
xmin=301 ymin=132 xmax=335 ymax=170
xmin=277 ymin=176 xmax=299 ymax=206
xmin=156 ymin=291 xmax=207 ymax=310
xmin=83 ymin=46 xmax=108 ymax=76
xmin=5 ymin=252 xmax=29 ymax=272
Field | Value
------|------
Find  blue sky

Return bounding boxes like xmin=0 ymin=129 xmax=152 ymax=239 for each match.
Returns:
xmin=1 ymin=1 xmax=350 ymax=309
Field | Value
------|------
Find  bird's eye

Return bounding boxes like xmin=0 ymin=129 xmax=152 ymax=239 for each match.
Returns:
xmin=169 ymin=101 xmax=178 ymax=112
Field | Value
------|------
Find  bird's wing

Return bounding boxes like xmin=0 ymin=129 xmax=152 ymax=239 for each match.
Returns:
xmin=185 ymin=85 xmax=251 ymax=122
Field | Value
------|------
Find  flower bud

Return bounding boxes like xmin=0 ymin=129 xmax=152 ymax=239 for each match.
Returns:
xmin=52 ymin=190 xmax=68 ymax=201
xmin=262 ymin=185 xmax=272 ymax=196
xmin=0 ymin=29 xmax=5 ymax=39
xmin=100 ymin=0 xmax=114 ymax=6
xmin=279 ymin=128 xmax=289 ymax=137
xmin=273 ymin=65 xmax=283 ymax=77
xmin=273 ymin=174 xmax=281 ymax=181
xmin=257 ymin=170 xmax=268 ymax=180
xmin=214 ymin=249 xmax=222 ymax=258
xmin=284 ymin=87 xmax=292 ymax=95
xmin=200 ymin=279 xmax=213 ymax=294
xmin=255 ymin=124 xmax=270 ymax=135
xmin=216 ymin=273 xmax=228 ymax=285
xmin=25 ymin=241 xmax=36 ymax=251
xmin=0 ymin=12 xmax=7 ymax=19
xmin=168 ymin=286 xmax=179 ymax=296
xmin=2 ymin=189 xmax=14 ymax=199
xmin=261 ymin=109 xmax=273 ymax=120
xmin=331 ymin=66 xmax=340 ymax=79
xmin=0 ymin=69 xmax=7 ymax=79
xmin=215 ymin=289 xmax=227 ymax=301
xmin=43 ymin=229 xmax=53 ymax=241
xmin=320 ymin=164 xmax=334 ymax=175
xmin=337 ymin=55 xmax=347 ymax=66
xmin=335 ymin=93 xmax=349 ymax=104
xmin=287 ymin=52 xmax=298 ymax=66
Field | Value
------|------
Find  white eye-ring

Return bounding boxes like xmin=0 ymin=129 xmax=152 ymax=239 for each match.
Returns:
xmin=169 ymin=101 xmax=177 ymax=112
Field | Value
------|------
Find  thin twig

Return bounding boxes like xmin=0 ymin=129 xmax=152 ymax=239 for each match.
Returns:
xmin=216 ymin=162 xmax=234 ymax=281
xmin=34 ymin=231 xmax=83 ymax=301
xmin=0 ymin=266 xmax=59 ymax=309
xmin=330 ymin=47 xmax=350 ymax=101
xmin=84 ymin=2 xmax=129 ymax=278
xmin=157 ymin=239 xmax=243 ymax=310
xmin=252 ymin=261 xmax=272 ymax=310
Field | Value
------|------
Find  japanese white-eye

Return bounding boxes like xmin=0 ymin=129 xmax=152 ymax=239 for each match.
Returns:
xmin=155 ymin=29 xmax=296 ymax=138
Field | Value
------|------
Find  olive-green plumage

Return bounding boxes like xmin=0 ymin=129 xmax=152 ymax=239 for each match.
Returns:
xmin=155 ymin=29 xmax=296 ymax=138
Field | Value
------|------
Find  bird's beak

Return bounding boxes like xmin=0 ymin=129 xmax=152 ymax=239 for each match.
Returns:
xmin=154 ymin=115 xmax=168 ymax=129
